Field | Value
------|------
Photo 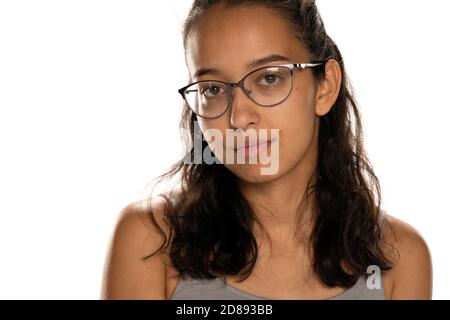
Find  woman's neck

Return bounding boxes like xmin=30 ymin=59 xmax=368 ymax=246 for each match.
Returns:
xmin=238 ymin=156 xmax=318 ymax=252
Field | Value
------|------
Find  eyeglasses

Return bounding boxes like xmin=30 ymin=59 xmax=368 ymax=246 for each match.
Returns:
xmin=178 ymin=62 xmax=324 ymax=119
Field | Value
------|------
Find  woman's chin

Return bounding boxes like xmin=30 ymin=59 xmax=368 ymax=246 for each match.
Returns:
xmin=225 ymin=163 xmax=282 ymax=184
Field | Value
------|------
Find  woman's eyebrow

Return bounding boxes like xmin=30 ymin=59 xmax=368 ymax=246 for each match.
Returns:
xmin=247 ymin=54 xmax=292 ymax=69
xmin=192 ymin=54 xmax=292 ymax=79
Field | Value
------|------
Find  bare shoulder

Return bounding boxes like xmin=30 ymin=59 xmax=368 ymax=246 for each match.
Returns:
xmin=381 ymin=213 xmax=433 ymax=299
xmin=100 ymin=196 xmax=172 ymax=300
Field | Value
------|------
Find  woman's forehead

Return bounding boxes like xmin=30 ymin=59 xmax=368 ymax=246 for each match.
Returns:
xmin=185 ymin=6 xmax=309 ymax=77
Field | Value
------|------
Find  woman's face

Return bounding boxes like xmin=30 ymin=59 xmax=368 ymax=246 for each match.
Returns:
xmin=185 ymin=5 xmax=337 ymax=184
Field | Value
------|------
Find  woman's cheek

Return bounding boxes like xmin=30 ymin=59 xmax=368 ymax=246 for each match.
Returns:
xmin=196 ymin=121 xmax=228 ymax=164
xmin=279 ymin=103 xmax=317 ymax=167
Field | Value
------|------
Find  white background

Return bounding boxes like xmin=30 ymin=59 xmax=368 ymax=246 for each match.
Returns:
xmin=0 ymin=0 xmax=448 ymax=299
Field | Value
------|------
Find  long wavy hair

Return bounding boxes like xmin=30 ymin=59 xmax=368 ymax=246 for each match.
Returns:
xmin=143 ymin=0 xmax=393 ymax=288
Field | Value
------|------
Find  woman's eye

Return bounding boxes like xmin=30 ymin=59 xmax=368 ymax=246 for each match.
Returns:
xmin=259 ymin=74 xmax=282 ymax=85
xmin=201 ymin=86 xmax=222 ymax=97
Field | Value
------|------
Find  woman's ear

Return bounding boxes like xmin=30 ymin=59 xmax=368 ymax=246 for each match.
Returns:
xmin=314 ymin=59 xmax=342 ymax=116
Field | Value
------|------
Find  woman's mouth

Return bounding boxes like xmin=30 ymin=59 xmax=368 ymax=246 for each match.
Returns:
xmin=233 ymin=138 xmax=274 ymax=158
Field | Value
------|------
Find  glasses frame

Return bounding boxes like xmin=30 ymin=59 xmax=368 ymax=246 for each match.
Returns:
xmin=178 ymin=62 xmax=325 ymax=119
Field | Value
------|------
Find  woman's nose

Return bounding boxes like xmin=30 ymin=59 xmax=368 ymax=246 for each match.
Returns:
xmin=229 ymin=85 xmax=260 ymax=130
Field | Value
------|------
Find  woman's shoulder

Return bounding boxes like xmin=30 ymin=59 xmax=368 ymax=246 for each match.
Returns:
xmin=111 ymin=196 xmax=173 ymax=253
xmin=119 ymin=196 xmax=173 ymax=235
xmin=381 ymin=212 xmax=433 ymax=299
xmin=100 ymin=196 xmax=173 ymax=299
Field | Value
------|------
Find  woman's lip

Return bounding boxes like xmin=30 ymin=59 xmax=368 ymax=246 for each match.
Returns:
xmin=233 ymin=139 xmax=273 ymax=151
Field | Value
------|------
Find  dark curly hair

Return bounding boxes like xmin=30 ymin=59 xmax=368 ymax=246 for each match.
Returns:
xmin=143 ymin=0 xmax=393 ymax=288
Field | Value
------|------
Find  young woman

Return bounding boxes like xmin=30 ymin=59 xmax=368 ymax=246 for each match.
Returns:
xmin=101 ymin=0 xmax=432 ymax=300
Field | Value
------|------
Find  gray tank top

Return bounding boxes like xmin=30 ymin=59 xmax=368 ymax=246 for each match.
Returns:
xmin=170 ymin=274 xmax=384 ymax=300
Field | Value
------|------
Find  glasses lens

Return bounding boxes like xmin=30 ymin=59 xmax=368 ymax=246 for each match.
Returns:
xmin=244 ymin=66 xmax=293 ymax=106
xmin=183 ymin=81 xmax=229 ymax=118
